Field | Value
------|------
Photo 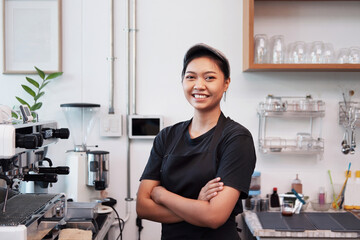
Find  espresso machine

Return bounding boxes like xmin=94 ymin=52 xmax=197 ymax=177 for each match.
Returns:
xmin=61 ymin=103 xmax=109 ymax=202
xmin=0 ymin=119 xmax=70 ymax=239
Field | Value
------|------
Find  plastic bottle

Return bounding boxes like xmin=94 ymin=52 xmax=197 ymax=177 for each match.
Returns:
xmin=344 ymin=171 xmax=353 ymax=210
xmin=318 ymin=187 xmax=325 ymax=205
xmin=291 ymin=174 xmax=303 ymax=194
xmin=270 ymin=187 xmax=280 ymax=208
xmin=354 ymin=171 xmax=360 ymax=209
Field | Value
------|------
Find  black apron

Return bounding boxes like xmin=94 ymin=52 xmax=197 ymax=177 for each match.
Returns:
xmin=160 ymin=113 xmax=240 ymax=240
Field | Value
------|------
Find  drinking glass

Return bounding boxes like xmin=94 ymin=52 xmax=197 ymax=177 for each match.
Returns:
xmin=288 ymin=41 xmax=306 ymax=63
xmin=322 ymin=43 xmax=335 ymax=63
xmin=254 ymin=34 xmax=268 ymax=64
xmin=337 ymin=48 xmax=350 ymax=63
xmin=349 ymin=47 xmax=360 ymax=64
xmin=269 ymin=35 xmax=285 ymax=64
xmin=286 ymin=42 xmax=295 ymax=63
xmin=308 ymin=41 xmax=324 ymax=63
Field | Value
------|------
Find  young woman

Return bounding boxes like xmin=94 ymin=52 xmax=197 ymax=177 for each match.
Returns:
xmin=136 ymin=43 xmax=256 ymax=239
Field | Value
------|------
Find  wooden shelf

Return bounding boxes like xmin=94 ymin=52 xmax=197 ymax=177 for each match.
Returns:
xmin=243 ymin=0 xmax=360 ymax=72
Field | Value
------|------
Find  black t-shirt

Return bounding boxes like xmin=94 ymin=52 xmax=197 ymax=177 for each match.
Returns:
xmin=140 ymin=113 xmax=256 ymax=239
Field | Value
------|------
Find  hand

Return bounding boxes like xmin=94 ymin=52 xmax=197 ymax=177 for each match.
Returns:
xmin=151 ymin=185 xmax=166 ymax=204
xmin=198 ymin=177 xmax=224 ymax=201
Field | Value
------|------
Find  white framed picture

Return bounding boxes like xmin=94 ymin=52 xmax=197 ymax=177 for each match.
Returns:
xmin=3 ymin=0 xmax=62 ymax=74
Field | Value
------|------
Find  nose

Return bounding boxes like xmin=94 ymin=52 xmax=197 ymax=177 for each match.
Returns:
xmin=194 ymin=78 xmax=206 ymax=90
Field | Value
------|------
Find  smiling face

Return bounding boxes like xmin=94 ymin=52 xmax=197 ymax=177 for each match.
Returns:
xmin=182 ymin=57 xmax=230 ymax=113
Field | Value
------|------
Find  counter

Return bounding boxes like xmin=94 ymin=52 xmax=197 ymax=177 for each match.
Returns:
xmin=241 ymin=210 xmax=360 ymax=239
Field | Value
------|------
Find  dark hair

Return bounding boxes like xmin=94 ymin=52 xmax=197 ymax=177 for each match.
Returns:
xmin=181 ymin=43 xmax=230 ymax=80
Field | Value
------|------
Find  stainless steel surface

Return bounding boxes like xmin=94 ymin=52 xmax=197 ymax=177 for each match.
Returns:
xmin=0 ymin=193 xmax=66 ymax=239
xmin=108 ymin=0 xmax=115 ymax=114
xmin=65 ymin=202 xmax=99 ymax=220
xmin=87 ymin=151 xmax=109 ymax=189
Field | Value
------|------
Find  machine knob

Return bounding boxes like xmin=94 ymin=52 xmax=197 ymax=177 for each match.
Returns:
xmin=42 ymin=128 xmax=70 ymax=139
xmin=53 ymin=128 xmax=70 ymax=139
xmin=23 ymin=173 xmax=58 ymax=183
xmin=38 ymin=166 xmax=70 ymax=175
xmin=16 ymin=133 xmax=38 ymax=149
xmin=33 ymin=133 xmax=44 ymax=147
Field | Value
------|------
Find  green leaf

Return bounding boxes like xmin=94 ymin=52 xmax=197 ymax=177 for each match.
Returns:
xmin=45 ymin=72 xmax=63 ymax=80
xmin=34 ymin=66 xmax=45 ymax=80
xmin=31 ymin=102 xmax=42 ymax=111
xmin=21 ymin=85 xmax=36 ymax=97
xmin=26 ymin=77 xmax=40 ymax=89
xmin=39 ymin=81 xmax=50 ymax=91
xmin=15 ymin=97 xmax=30 ymax=108
xmin=34 ymin=92 xmax=45 ymax=101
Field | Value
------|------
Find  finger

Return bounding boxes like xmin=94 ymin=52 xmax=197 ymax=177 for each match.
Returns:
xmin=207 ymin=181 xmax=224 ymax=190
xmin=208 ymin=177 xmax=221 ymax=184
xmin=206 ymin=191 xmax=218 ymax=201
xmin=204 ymin=185 xmax=223 ymax=196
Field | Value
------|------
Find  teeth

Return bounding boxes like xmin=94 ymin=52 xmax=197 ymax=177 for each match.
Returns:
xmin=194 ymin=94 xmax=207 ymax=99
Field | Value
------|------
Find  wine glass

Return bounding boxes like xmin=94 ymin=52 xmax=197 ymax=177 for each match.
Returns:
xmin=254 ymin=34 xmax=268 ymax=64
xmin=337 ymin=48 xmax=350 ymax=63
xmin=269 ymin=35 xmax=285 ymax=64
xmin=349 ymin=47 xmax=360 ymax=64
xmin=308 ymin=41 xmax=324 ymax=63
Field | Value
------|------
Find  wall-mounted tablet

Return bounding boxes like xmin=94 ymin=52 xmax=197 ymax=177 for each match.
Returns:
xmin=128 ymin=115 xmax=163 ymax=139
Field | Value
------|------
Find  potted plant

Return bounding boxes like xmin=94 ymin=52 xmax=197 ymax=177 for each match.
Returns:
xmin=15 ymin=66 xmax=63 ymax=120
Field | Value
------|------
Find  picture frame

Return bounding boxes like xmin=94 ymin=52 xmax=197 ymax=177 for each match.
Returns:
xmin=2 ymin=0 xmax=62 ymax=74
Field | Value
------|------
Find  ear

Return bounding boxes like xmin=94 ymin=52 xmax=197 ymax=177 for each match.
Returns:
xmin=224 ymin=78 xmax=231 ymax=92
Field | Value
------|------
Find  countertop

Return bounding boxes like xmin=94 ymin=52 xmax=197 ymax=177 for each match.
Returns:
xmin=242 ymin=210 xmax=360 ymax=239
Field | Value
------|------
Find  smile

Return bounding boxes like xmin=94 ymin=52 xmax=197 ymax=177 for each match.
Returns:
xmin=193 ymin=94 xmax=209 ymax=99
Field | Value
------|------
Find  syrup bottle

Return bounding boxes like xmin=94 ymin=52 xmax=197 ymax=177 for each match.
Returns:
xmin=270 ymin=187 xmax=280 ymax=208
xmin=291 ymin=174 xmax=303 ymax=194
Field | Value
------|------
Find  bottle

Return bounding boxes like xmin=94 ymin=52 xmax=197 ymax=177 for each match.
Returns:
xmin=270 ymin=187 xmax=280 ymax=208
xmin=344 ymin=170 xmax=353 ymax=210
xmin=319 ymin=187 xmax=325 ymax=205
xmin=291 ymin=174 xmax=303 ymax=194
xmin=355 ymin=171 xmax=360 ymax=209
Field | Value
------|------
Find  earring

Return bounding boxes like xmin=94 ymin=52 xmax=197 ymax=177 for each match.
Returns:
xmin=223 ymin=91 xmax=227 ymax=102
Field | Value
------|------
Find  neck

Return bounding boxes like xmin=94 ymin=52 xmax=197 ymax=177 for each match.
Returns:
xmin=189 ymin=108 xmax=221 ymax=138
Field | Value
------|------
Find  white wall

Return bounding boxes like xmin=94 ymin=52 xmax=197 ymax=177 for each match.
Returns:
xmin=1 ymin=1 xmax=360 ymax=239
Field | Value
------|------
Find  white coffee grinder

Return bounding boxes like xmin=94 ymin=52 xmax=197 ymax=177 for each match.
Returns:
xmin=61 ymin=103 xmax=109 ymax=202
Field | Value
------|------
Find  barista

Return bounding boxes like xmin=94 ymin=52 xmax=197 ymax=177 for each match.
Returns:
xmin=136 ymin=43 xmax=256 ymax=239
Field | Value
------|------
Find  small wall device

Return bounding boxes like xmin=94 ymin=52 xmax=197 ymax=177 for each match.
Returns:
xmin=128 ymin=115 xmax=163 ymax=139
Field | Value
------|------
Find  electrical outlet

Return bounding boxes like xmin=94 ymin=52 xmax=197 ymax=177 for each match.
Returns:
xmin=100 ymin=114 xmax=122 ymax=137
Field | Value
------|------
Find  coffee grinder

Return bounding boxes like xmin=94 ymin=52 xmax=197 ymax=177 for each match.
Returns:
xmin=61 ymin=103 xmax=109 ymax=202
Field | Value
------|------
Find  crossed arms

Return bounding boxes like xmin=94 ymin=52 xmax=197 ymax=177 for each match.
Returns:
xmin=136 ymin=177 xmax=240 ymax=229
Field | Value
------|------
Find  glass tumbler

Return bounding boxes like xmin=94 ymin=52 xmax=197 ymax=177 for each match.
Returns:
xmin=322 ymin=43 xmax=335 ymax=63
xmin=254 ymin=34 xmax=268 ymax=64
xmin=349 ymin=47 xmax=360 ymax=64
xmin=308 ymin=41 xmax=324 ymax=63
xmin=337 ymin=48 xmax=350 ymax=63
xmin=269 ymin=35 xmax=285 ymax=64
xmin=289 ymin=41 xmax=306 ymax=63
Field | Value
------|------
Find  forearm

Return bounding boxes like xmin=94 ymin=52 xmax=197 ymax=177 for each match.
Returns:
xmin=155 ymin=190 xmax=222 ymax=228
xmin=136 ymin=196 xmax=183 ymax=223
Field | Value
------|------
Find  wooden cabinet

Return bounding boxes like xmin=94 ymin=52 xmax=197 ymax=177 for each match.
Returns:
xmin=243 ymin=0 xmax=360 ymax=72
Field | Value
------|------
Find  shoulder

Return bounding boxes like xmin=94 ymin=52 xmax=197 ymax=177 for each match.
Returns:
xmin=155 ymin=119 xmax=190 ymax=145
xmin=222 ymin=116 xmax=253 ymax=139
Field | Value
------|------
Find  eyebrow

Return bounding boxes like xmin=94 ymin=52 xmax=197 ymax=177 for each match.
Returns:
xmin=185 ymin=71 xmax=217 ymax=74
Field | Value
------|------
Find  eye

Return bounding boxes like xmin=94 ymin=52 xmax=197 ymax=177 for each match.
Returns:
xmin=185 ymin=75 xmax=195 ymax=80
xmin=205 ymin=76 xmax=216 ymax=81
